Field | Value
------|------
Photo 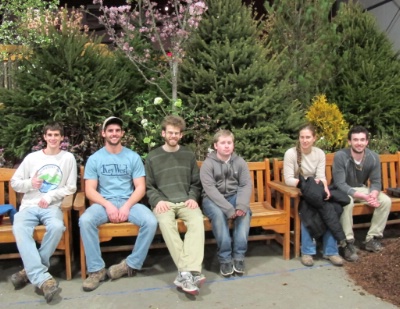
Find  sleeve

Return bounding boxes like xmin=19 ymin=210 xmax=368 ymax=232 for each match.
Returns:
xmin=332 ymin=151 xmax=356 ymax=196
xmin=368 ymin=153 xmax=382 ymax=192
xmin=283 ymin=148 xmax=299 ymax=187
xmin=234 ymin=158 xmax=252 ymax=213
xmin=42 ymin=154 xmax=77 ymax=205
xmin=11 ymin=158 xmax=34 ymax=193
xmin=145 ymin=156 xmax=165 ymax=207
xmin=84 ymin=155 xmax=99 ymax=180
xmin=315 ymin=149 xmax=327 ymax=182
xmin=187 ymin=155 xmax=202 ymax=201
xmin=200 ymin=159 xmax=236 ymax=217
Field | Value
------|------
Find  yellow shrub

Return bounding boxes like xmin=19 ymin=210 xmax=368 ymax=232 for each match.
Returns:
xmin=306 ymin=94 xmax=349 ymax=152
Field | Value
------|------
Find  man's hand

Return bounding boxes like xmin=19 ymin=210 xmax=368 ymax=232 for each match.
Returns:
xmin=118 ymin=204 xmax=130 ymax=222
xmin=105 ymin=204 xmax=120 ymax=223
xmin=154 ymin=201 xmax=170 ymax=214
xmin=185 ymin=199 xmax=199 ymax=209
xmin=31 ymin=171 xmax=43 ymax=190
xmin=235 ymin=209 xmax=246 ymax=217
xmin=38 ymin=198 xmax=49 ymax=208
xmin=366 ymin=193 xmax=380 ymax=208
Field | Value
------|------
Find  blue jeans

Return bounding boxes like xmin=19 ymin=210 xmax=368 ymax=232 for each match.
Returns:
xmin=301 ymin=222 xmax=338 ymax=256
xmin=79 ymin=198 xmax=157 ymax=272
xmin=202 ymin=195 xmax=251 ymax=263
xmin=13 ymin=207 xmax=65 ymax=288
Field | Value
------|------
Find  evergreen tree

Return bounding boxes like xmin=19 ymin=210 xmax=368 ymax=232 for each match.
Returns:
xmin=328 ymin=1 xmax=400 ymax=145
xmin=0 ymin=25 xmax=151 ymax=162
xmin=179 ymin=0 xmax=301 ymax=160
xmin=265 ymin=0 xmax=339 ymax=108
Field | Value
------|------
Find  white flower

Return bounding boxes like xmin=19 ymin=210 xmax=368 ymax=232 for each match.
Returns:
xmin=154 ymin=97 xmax=163 ymax=105
xmin=141 ymin=119 xmax=148 ymax=128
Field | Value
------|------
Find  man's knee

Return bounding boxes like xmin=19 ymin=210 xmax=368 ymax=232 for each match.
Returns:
xmin=378 ymin=193 xmax=392 ymax=210
xmin=46 ymin=219 xmax=65 ymax=234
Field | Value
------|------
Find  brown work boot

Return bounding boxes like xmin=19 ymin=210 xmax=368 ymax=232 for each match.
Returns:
xmin=10 ymin=269 xmax=29 ymax=289
xmin=41 ymin=278 xmax=61 ymax=303
xmin=323 ymin=255 xmax=344 ymax=267
xmin=107 ymin=259 xmax=137 ymax=280
xmin=82 ymin=268 xmax=107 ymax=292
xmin=300 ymin=254 xmax=314 ymax=267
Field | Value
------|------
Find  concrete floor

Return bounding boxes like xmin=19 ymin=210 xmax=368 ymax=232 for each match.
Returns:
xmin=0 ymin=238 xmax=397 ymax=309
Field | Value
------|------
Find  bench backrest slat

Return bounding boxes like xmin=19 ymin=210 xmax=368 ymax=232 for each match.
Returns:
xmin=0 ymin=168 xmax=18 ymax=206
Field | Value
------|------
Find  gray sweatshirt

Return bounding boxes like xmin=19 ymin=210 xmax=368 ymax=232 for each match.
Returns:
xmin=332 ymin=148 xmax=382 ymax=196
xmin=200 ymin=152 xmax=252 ymax=218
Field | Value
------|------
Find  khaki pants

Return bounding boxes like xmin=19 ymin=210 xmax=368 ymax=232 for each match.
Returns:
xmin=154 ymin=202 xmax=205 ymax=272
xmin=340 ymin=187 xmax=391 ymax=242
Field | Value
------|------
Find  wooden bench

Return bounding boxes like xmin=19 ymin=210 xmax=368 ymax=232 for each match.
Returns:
xmin=273 ymin=152 xmax=400 ymax=258
xmin=0 ymin=168 xmax=75 ymax=280
xmin=74 ymin=160 xmax=291 ymax=279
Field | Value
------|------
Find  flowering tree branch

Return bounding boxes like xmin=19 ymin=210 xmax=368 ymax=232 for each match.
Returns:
xmin=92 ymin=0 xmax=207 ymax=103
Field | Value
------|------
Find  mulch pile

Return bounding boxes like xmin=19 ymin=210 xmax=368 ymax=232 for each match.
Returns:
xmin=344 ymin=236 xmax=400 ymax=307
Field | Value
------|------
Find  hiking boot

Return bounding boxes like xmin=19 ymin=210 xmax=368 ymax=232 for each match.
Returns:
xmin=82 ymin=268 xmax=107 ymax=292
xmin=233 ymin=260 xmax=245 ymax=274
xmin=364 ymin=237 xmax=383 ymax=253
xmin=41 ymin=278 xmax=61 ymax=303
xmin=191 ymin=272 xmax=206 ymax=288
xmin=340 ymin=240 xmax=359 ymax=262
xmin=173 ymin=272 xmax=199 ymax=295
xmin=220 ymin=262 xmax=234 ymax=277
xmin=10 ymin=269 xmax=29 ymax=289
xmin=107 ymin=259 xmax=137 ymax=280
xmin=323 ymin=255 xmax=344 ymax=267
xmin=300 ymin=254 xmax=314 ymax=267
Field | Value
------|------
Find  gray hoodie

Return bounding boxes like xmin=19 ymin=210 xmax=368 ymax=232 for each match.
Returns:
xmin=200 ymin=151 xmax=252 ymax=217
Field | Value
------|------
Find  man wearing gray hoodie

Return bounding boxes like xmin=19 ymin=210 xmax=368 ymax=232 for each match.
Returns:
xmin=200 ymin=130 xmax=252 ymax=277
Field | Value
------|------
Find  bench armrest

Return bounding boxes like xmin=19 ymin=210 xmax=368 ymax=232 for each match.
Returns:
xmin=73 ymin=192 xmax=86 ymax=213
xmin=60 ymin=194 xmax=73 ymax=211
xmin=269 ymin=181 xmax=300 ymax=198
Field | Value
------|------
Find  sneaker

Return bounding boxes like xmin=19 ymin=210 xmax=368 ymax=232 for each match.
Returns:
xmin=341 ymin=240 xmax=359 ymax=262
xmin=220 ymin=262 xmax=234 ymax=276
xmin=191 ymin=272 xmax=206 ymax=288
xmin=233 ymin=260 xmax=245 ymax=274
xmin=11 ymin=269 xmax=29 ymax=289
xmin=323 ymin=255 xmax=344 ymax=267
xmin=173 ymin=272 xmax=199 ymax=295
xmin=107 ymin=259 xmax=137 ymax=280
xmin=364 ymin=237 xmax=383 ymax=253
xmin=82 ymin=268 xmax=107 ymax=292
xmin=300 ymin=254 xmax=314 ymax=267
xmin=41 ymin=278 xmax=61 ymax=303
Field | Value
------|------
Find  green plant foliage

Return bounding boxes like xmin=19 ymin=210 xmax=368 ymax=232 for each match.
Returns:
xmin=0 ymin=0 xmax=60 ymax=45
xmin=329 ymin=1 xmax=400 ymax=147
xmin=265 ymin=0 xmax=339 ymax=108
xmin=179 ymin=0 xmax=302 ymax=160
xmin=233 ymin=125 xmax=294 ymax=161
xmin=0 ymin=24 xmax=147 ymax=163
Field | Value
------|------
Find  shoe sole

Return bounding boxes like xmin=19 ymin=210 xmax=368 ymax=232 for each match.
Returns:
xmin=195 ymin=277 xmax=206 ymax=288
xmin=220 ymin=270 xmax=234 ymax=276
xmin=233 ymin=266 xmax=245 ymax=274
xmin=179 ymin=287 xmax=199 ymax=296
xmin=45 ymin=287 xmax=62 ymax=303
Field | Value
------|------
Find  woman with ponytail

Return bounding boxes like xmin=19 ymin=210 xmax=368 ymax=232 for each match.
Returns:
xmin=283 ymin=124 xmax=344 ymax=267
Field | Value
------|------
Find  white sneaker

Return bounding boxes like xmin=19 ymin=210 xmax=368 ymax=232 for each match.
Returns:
xmin=173 ymin=272 xmax=199 ymax=295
